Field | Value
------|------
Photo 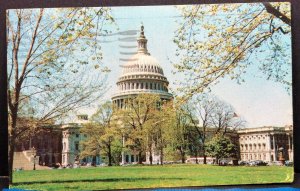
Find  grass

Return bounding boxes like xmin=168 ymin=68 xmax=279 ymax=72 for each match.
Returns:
xmin=12 ymin=164 xmax=293 ymax=191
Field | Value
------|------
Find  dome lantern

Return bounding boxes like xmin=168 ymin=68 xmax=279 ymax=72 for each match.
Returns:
xmin=137 ymin=24 xmax=149 ymax=55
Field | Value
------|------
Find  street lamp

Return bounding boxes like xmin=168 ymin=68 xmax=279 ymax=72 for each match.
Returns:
xmin=33 ymin=155 xmax=36 ymax=170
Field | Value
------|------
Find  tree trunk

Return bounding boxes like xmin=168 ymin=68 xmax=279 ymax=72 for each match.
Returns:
xmin=138 ymin=151 xmax=142 ymax=164
xmin=149 ymin=149 xmax=153 ymax=165
xmin=195 ymin=150 xmax=198 ymax=164
xmin=8 ymin=137 xmax=15 ymax=185
xmin=203 ymin=138 xmax=207 ymax=164
xmin=160 ymin=147 xmax=163 ymax=165
xmin=108 ymin=144 xmax=112 ymax=166
xmin=8 ymin=111 xmax=17 ymax=185
xmin=180 ymin=147 xmax=185 ymax=163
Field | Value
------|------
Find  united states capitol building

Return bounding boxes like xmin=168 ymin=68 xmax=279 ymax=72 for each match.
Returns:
xmin=13 ymin=25 xmax=293 ymax=169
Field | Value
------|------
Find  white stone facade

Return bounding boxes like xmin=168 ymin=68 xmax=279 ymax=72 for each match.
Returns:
xmin=61 ymin=115 xmax=93 ymax=166
xmin=238 ymin=125 xmax=293 ymax=162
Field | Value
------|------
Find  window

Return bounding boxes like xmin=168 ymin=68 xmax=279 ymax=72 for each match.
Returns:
xmin=76 ymin=134 xmax=79 ymax=138
xmin=75 ymin=142 xmax=79 ymax=151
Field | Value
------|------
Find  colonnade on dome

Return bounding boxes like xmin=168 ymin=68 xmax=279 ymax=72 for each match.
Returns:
xmin=117 ymin=81 xmax=168 ymax=92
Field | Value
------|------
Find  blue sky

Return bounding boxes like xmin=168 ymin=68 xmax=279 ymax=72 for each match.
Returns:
xmin=78 ymin=5 xmax=292 ymax=128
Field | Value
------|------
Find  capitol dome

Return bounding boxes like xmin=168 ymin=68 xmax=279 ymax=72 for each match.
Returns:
xmin=111 ymin=25 xmax=173 ymax=107
xmin=121 ymin=54 xmax=164 ymax=76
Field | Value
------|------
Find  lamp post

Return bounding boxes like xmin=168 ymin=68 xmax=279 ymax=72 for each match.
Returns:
xmin=33 ymin=155 xmax=36 ymax=170
xmin=31 ymin=147 xmax=37 ymax=170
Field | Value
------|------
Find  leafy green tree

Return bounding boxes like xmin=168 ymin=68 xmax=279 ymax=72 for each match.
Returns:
xmin=206 ymin=133 xmax=238 ymax=165
xmin=80 ymin=102 xmax=121 ymax=166
xmin=151 ymin=101 xmax=175 ymax=165
xmin=7 ymin=8 xmax=114 ymax=182
xmin=117 ymin=94 xmax=161 ymax=164
xmin=163 ymin=99 xmax=192 ymax=163
xmin=174 ymin=3 xmax=291 ymax=97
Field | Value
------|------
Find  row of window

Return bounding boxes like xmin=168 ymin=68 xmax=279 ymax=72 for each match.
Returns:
xmin=123 ymin=65 xmax=163 ymax=74
xmin=119 ymin=75 xmax=166 ymax=81
xmin=125 ymin=154 xmax=139 ymax=163
xmin=241 ymin=136 xmax=266 ymax=141
xmin=241 ymin=153 xmax=267 ymax=161
xmin=63 ymin=141 xmax=79 ymax=151
xmin=240 ymin=143 xmax=266 ymax=151
xmin=119 ymin=82 xmax=168 ymax=91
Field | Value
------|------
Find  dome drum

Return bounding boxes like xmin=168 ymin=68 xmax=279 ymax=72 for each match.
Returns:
xmin=117 ymin=74 xmax=168 ymax=83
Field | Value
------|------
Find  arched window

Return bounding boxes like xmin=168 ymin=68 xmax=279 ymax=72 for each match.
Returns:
xmin=150 ymin=83 xmax=153 ymax=89
xmin=141 ymin=83 xmax=144 ymax=89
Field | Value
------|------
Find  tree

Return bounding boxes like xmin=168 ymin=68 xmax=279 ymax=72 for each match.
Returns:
xmin=164 ymin=100 xmax=192 ymax=163
xmin=151 ymin=100 xmax=175 ymax=165
xmin=80 ymin=102 xmax=121 ymax=166
xmin=209 ymin=98 xmax=245 ymax=135
xmin=117 ymin=94 xmax=161 ymax=164
xmin=184 ymin=94 xmax=245 ymax=164
xmin=174 ymin=3 xmax=291 ymax=97
xmin=206 ymin=133 xmax=238 ymax=165
xmin=7 ymin=8 xmax=114 ymax=183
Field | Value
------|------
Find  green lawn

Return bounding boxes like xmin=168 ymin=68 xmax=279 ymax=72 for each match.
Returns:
xmin=12 ymin=164 xmax=293 ymax=191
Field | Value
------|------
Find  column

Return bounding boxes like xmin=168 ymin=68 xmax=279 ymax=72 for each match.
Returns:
xmin=129 ymin=154 xmax=132 ymax=163
xmin=121 ymin=136 xmax=125 ymax=164
xmin=48 ymin=154 xmax=52 ymax=165
xmin=288 ymin=134 xmax=292 ymax=161
xmin=288 ymin=134 xmax=291 ymax=150
xmin=266 ymin=134 xmax=272 ymax=162
xmin=54 ymin=154 xmax=59 ymax=164
xmin=29 ymin=137 xmax=32 ymax=149
xmin=41 ymin=154 xmax=46 ymax=165
xmin=273 ymin=134 xmax=277 ymax=161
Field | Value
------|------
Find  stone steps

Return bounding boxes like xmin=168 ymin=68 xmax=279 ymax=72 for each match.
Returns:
xmin=13 ymin=152 xmax=50 ymax=170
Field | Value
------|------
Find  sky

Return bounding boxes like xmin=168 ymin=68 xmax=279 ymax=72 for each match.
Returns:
xmin=57 ymin=4 xmax=292 ymax=128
